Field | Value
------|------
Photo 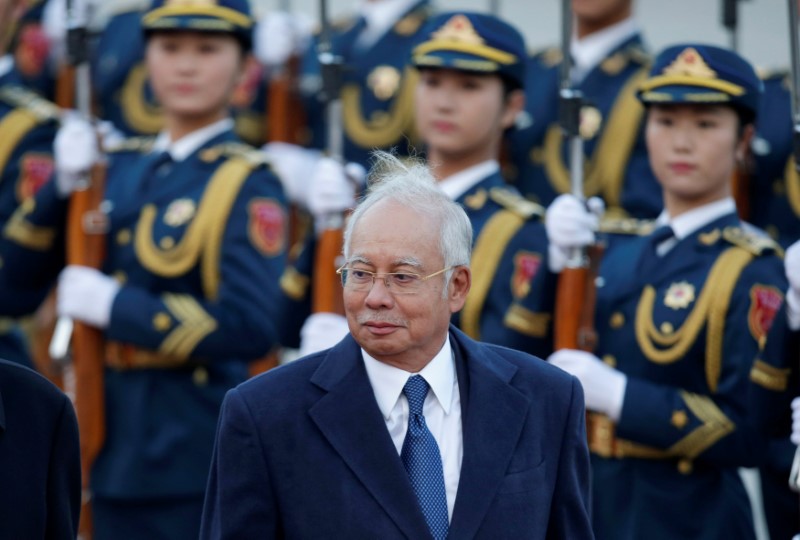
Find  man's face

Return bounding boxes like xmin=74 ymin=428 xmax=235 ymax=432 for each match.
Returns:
xmin=342 ymin=199 xmax=467 ymax=371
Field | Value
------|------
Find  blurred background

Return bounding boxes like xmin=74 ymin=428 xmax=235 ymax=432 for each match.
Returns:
xmin=251 ymin=0 xmax=793 ymax=71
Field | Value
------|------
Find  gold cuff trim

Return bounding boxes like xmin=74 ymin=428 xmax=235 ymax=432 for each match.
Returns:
xmin=159 ymin=294 xmax=218 ymax=360
xmin=105 ymin=341 xmax=187 ymax=370
xmin=503 ymin=304 xmax=550 ymax=338
xmin=669 ymin=391 xmax=734 ymax=458
xmin=3 ymin=207 xmax=56 ymax=251
xmin=749 ymin=359 xmax=791 ymax=392
xmin=639 ymin=74 xmax=744 ymax=96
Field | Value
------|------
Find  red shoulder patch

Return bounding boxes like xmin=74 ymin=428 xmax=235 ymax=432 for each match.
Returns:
xmin=748 ymin=285 xmax=784 ymax=343
xmin=248 ymin=198 xmax=286 ymax=257
xmin=511 ymin=251 xmax=542 ymax=299
xmin=17 ymin=153 xmax=54 ymax=201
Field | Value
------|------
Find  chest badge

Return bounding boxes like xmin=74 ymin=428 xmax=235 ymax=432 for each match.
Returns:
xmin=664 ymin=281 xmax=695 ymax=310
xmin=368 ymin=65 xmax=402 ymax=101
xmin=163 ymin=199 xmax=196 ymax=227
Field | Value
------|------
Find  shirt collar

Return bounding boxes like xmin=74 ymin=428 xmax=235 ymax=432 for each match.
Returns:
xmin=437 ymin=160 xmax=499 ymax=200
xmin=570 ymin=16 xmax=639 ymax=81
xmin=151 ymin=117 xmax=234 ymax=161
xmin=656 ymin=197 xmax=737 ymax=240
xmin=0 ymin=55 xmax=14 ymax=79
xmin=359 ymin=0 xmax=418 ymax=37
xmin=362 ymin=335 xmax=456 ymax=419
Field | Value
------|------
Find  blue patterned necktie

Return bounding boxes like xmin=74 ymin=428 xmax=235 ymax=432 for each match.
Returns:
xmin=401 ymin=375 xmax=449 ymax=540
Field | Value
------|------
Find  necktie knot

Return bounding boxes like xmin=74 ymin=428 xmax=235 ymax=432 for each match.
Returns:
xmin=403 ymin=375 xmax=429 ymax=416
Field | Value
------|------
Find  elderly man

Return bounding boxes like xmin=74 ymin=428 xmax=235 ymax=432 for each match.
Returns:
xmin=200 ymin=152 xmax=593 ymax=539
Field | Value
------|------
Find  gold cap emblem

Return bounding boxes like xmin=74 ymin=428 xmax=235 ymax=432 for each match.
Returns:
xmin=663 ymin=47 xmax=717 ymax=80
xmin=430 ymin=14 xmax=484 ymax=46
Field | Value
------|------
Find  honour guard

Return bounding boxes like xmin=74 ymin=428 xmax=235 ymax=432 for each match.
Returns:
xmin=293 ymin=12 xmax=554 ymax=359
xmin=507 ymin=0 xmax=660 ymax=219
xmin=2 ymin=0 xmax=289 ymax=536
xmin=545 ymin=44 xmax=787 ymax=539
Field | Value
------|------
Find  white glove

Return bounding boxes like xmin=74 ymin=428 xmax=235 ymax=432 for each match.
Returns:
xmin=262 ymin=142 xmax=321 ymax=207
xmin=298 ymin=313 xmax=350 ymax=357
xmin=545 ymin=194 xmax=603 ymax=272
xmin=253 ymin=11 xmax=313 ymax=68
xmin=96 ymin=120 xmax=125 ymax=150
xmin=786 ymin=240 xmax=800 ymax=331
xmin=56 ymin=265 xmax=120 ymax=329
xmin=792 ymin=397 xmax=800 ymax=445
xmin=308 ymin=157 xmax=365 ymax=229
xmin=54 ymin=113 xmax=99 ymax=197
xmin=548 ymin=348 xmax=627 ymax=421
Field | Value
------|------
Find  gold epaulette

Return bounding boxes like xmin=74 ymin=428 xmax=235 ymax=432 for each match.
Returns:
xmin=756 ymin=67 xmax=788 ymax=82
xmin=488 ymin=187 xmax=544 ymax=219
xmin=394 ymin=5 xmax=430 ymax=36
xmin=0 ymin=85 xmax=60 ymax=123
xmin=720 ymin=226 xmax=781 ymax=256
xmin=624 ymin=43 xmax=652 ymax=65
xmin=599 ymin=217 xmax=655 ymax=235
xmin=535 ymin=46 xmax=563 ymax=68
xmin=105 ymin=136 xmax=155 ymax=153
xmin=199 ymin=142 xmax=271 ymax=168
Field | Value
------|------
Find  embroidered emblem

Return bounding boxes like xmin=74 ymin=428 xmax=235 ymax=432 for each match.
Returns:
xmin=430 ymin=14 xmax=484 ymax=45
xmin=248 ymin=198 xmax=285 ymax=256
xmin=463 ymin=189 xmax=487 ymax=210
xmin=748 ymin=285 xmax=783 ymax=343
xmin=511 ymin=251 xmax=541 ymax=299
xmin=164 ymin=199 xmax=196 ymax=227
xmin=664 ymin=281 xmax=695 ymax=310
xmin=368 ymin=65 xmax=402 ymax=101
xmin=14 ymin=23 xmax=50 ymax=78
xmin=698 ymin=229 xmax=721 ymax=245
xmin=394 ymin=12 xmax=425 ymax=36
xmin=580 ymin=106 xmax=602 ymax=139
xmin=17 ymin=153 xmax=54 ymax=201
xmin=663 ymin=47 xmax=717 ymax=79
xmin=600 ymin=52 xmax=627 ymax=75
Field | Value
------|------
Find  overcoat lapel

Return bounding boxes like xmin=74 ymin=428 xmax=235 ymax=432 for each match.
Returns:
xmin=308 ymin=336 xmax=432 ymax=540
xmin=448 ymin=328 xmax=531 ymax=539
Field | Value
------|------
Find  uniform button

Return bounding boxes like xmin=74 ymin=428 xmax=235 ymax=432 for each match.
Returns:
xmin=113 ymin=271 xmax=127 ymax=284
xmin=152 ymin=312 xmax=172 ymax=332
xmin=609 ymin=312 xmax=625 ymax=329
xmin=116 ymin=229 xmax=132 ymax=245
xmin=193 ymin=366 xmax=209 ymax=386
xmin=660 ymin=322 xmax=674 ymax=335
xmin=670 ymin=410 xmax=688 ymax=429
xmin=160 ymin=236 xmax=175 ymax=249
xmin=602 ymin=355 xmax=616 ymax=368
xmin=677 ymin=459 xmax=693 ymax=475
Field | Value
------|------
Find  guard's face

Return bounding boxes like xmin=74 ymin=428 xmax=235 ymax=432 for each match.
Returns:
xmin=343 ymin=199 xmax=467 ymax=371
xmin=646 ymin=104 xmax=747 ymax=213
xmin=414 ymin=69 xmax=520 ymax=166
xmin=146 ymin=32 xmax=244 ymax=126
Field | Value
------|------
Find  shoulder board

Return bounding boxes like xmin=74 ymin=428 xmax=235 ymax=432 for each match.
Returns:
xmin=199 ymin=142 xmax=271 ymax=168
xmin=623 ymin=43 xmax=651 ymax=65
xmin=488 ymin=187 xmax=544 ymax=219
xmin=394 ymin=5 xmax=431 ymax=36
xmin=756 ymin=67 xmax=789 ymax=81
xmin=599 ymin=217 xmax=655 ymax=235
xmin=534 ymin=46 xmax=562 ymax=68
xmin=720 ymin=226 xmax=782 ymax=256
xmin=106 ymin=136 xmax=155 ymax=153
xmin=0 ymin=85 xmax=60 ymax=122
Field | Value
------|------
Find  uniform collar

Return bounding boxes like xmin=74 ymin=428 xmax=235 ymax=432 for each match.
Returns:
xmin=570 ymin=16 xmax=639 ymax=82
xmin=362 ymin=335 xmax=456 ymax=418
xmin=437 ymin=160 xmax=499 ymax=201
xmin=657 ymin=197 xmax=737 ymax=240
xmin=357 ymin=0 xmax=419 ymax=46
xmin=152 ymin=117 xmax=234 ymax=161
xmin=0 ymin=55 xmax=13 ymax=80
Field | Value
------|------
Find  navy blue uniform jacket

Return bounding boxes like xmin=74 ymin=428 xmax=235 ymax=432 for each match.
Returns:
xmin=200 ymin=326 xmax=593 ymax=539
xmin=0 ymin=358 xmax=80 ymax=539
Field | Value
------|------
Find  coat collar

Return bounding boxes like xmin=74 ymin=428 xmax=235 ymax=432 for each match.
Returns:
xmin=308 ymin=326 xmax=530 ymax=538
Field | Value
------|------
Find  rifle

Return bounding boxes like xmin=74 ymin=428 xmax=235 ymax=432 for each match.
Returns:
xmin=266 ymin=0 xmax=305 ymax=146
xmin=552 ymin=0 xmax=605 ymax=447
xmin=722 ymin=0 xmax=753 ymax=219
xmin=786 ymin=0 xmax=800 ymax=499
xmin=312 ymin=0 xmax=345 ymax=316
xmin=49 ymin=0 xmax=107 ymax=535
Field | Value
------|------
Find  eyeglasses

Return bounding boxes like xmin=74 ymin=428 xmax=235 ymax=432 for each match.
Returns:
xmin=336 ymin=265 xmax=455 ymax=295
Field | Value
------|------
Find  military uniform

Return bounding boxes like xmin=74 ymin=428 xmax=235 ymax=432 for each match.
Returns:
xmin=299 ymin=0 xmax=431 ymax=167
xmin=507 ymin=30 xmax=660 ymax=219
xmin=585 ymin=210 xmax=785 ymax=539
xmin=749 ymin=71 xmax=799 ymax=248
xmin=0 ymin=84 xmax=58 ymax=367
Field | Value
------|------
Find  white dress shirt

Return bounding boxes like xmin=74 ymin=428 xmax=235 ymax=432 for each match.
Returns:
xmin=653 ymin=197 xmax=737 ymax=256
xmin=151 ymin=117 xmax=235 ymax=161
xmin=362 ymin=336 xmax=463 ymax=521
xmin=437 ymin=160 xmax=500 ymax=201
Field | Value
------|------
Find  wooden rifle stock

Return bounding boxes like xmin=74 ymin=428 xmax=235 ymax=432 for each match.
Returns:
xmin=554 ymin=244 xmax=603 ymax=352
xmin=731 ymin=154 xmax=752 ymax=221
xmin=266 ymin=55 xmax=305 ymax=145
xmin=312 ymin=226 xmax=345 ymax=314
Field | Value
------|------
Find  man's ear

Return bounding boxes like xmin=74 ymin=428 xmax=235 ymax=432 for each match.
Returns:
xmin=501 ymin=89 xmax=525 ymax=130
xmin=448 ymin=266 xmax=471 ymax=314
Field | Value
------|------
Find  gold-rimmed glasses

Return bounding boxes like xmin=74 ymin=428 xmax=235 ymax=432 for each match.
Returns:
xmin=336 ymin=265 xmax=455 ymax=295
